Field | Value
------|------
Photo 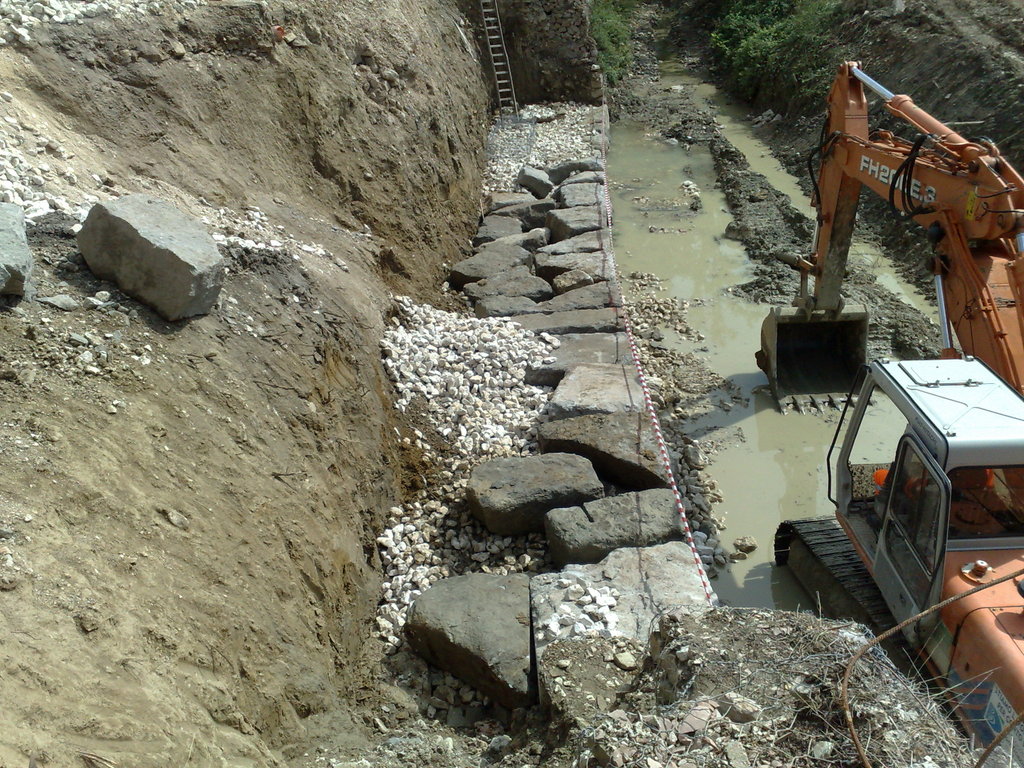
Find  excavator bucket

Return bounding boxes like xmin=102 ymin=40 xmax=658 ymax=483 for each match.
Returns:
xmin=756 ymin=305 xmax=869 ymax=399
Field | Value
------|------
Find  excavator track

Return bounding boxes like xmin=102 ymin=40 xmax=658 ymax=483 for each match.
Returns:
xmin=775 ymin=516 xmax=896 ymax=633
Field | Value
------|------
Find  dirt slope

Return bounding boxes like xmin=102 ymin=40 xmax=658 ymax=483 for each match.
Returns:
xmin=0 ymin=1 xmax=491 ymax=765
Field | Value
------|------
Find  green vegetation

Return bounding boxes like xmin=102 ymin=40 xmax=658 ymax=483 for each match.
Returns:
xmin=591 ymin=0 xmax=637 ymax=84
xmin=706 ymin=0 xmax=845 ymax=109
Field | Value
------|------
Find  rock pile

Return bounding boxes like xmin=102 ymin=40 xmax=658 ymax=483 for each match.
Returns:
xmin=573 ymin=607 xmax=974 ymax=768
xmin=381 ymin=105 xmax=719 ymax=735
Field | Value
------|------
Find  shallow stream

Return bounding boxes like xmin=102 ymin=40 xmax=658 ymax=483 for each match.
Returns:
xmin=608 ymin=67 xmax=938 ymax=608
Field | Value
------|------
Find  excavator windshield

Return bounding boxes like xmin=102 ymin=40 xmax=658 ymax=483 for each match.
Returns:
xmin=947 ymin=466 xmax=1024 ymax=541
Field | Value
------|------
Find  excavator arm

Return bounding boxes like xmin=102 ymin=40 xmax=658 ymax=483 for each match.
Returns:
xmin=760 ymin=61 xmax=1024 ymax=396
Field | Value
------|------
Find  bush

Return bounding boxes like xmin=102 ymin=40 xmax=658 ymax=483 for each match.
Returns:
xmin=706 ymin=0 xmax=845 ymax=110
xmin=591 ymin=0 xmax=637 ymax=84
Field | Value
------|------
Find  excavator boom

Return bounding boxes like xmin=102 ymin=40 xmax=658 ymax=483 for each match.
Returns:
xmin=758 ymin=62 xmax=1024 ymax=399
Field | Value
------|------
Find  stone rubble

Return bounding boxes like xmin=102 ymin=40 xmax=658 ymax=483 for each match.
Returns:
xmin=0 ymin=0 xmax=206 ymax=46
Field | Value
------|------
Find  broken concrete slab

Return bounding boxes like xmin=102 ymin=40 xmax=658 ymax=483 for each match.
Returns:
xmin=479 ymin=227 xmax=549 ymax=253
xmin=531 ymin=542 xmax=711 ymax=656
xmin=546 ymin=363 xmax=644 ymax=420
xmin=525 ymin=333 xmax=631 ymax=386
xmin=405 ymin=573 xmax=534 ymax=708
xmin=449 ymin=244 xmax=532 ymax=289
xmin=463 ymin=265 xmax=553 ymax=303
xmin=547 ymin=158 xmax=604 ymax=186
xmin=77 ymin=195 xmax=224 ymax=321
xmin=472 ymin=215 xmax=524 ymax=247
xmin=546 ymin=489 xmax=682 ymax=566
xmin=511 ymin=308 xmax=622 ymax=335
xmin=488 ymin=198 xmax=557 ymax=229
xmin=517 ymin=165 xmax=554 ymax=199
xmin=536 ymin=412 xmax=669 ymax=490
xmin=473 ymin=295 xmax=545 ymax=318
xmin=537 ymin=230 xmax=604 ymax=256
xmin=0 ymin=203 xmax=32 ymax=296
xmin=467 ymin=453 xmax=604 ymax=535
xmin=556 ymin=182 xmax=603 ymax=208
xmin=535 ymin=282 xmax=617 ymax=314
xmin=547 ymin=206 xmax=604 ymax=243
xmin=486 ymin=191 xmax=535 ymax=213
xmin=535 ymin=251 xmax=612 ymax=283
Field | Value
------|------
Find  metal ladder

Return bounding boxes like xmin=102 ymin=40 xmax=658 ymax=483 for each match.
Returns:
xmin=479 ymin=0 xmax=518 ymax=114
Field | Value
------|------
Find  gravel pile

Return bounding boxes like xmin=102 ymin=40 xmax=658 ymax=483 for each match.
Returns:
xmin=526 ymin=104 xmax=598 ymax=168
xmin=483 ymin=103 xmax=600 ymax=193
xmin=535 ymin=574 xmax=620 ymax=645
xmin=0 ymin=0 xmax=205 ymax=45
xmin=0 ymin=94 xmax=81 ymax=215
xmin=376 ymin=298 xmax=556 ymax=655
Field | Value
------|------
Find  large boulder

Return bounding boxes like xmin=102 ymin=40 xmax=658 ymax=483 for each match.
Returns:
xmin=463 ymin=265 xmax=553 ymax=303
xmin=537 ymin=412 xmax=670 ymax=489
xmin=531 ymin=542 xmax=711 ymax=657
xmin=534 ymin=282 xmax=617 ymax=314
xmin=537 ymin=230 xmax=604 ymax=256
xmin=473 ymin=295 xmax=545 ymax=318
xmin=558 ymin=171 xmax=605 ymax=186
xmin=525 ymin=333 xmax=631 ymax=386
xmin=488 ymin=198 xmax=557 ymax=229
xmin=517 ymin=165 xmax=554 ymax=199
xmin=449 ymin=244 xmax=531 ymax=289
xmin=467 ymin=453 xmax=604 ymax=535
xmin=486 ymin=191 xmax=535 ymax=213
xmin=546 ymin=363 xmax=644 ymax=420
xmin=480 ymin=227 xmax=549 ymax=253
xmin=76 ymin=195 xmax=224 ymax=321
xmin=547 ymin=158 xmax=604 ymax=186
xmin=553 ymin=269 xmax=594 ymax=294
xmin=556 ymin=183 xmax=603 ymax=209
xmin=473 ymin=215 xmax=524 ymax=247
xmin=547 ymin=207 xmax=604 ymax=242
xmin=0 ymin=203 xmax=32 ymax=296
xmin=546 ymin=489 xmax=683 ymax=566
xmin=534 ymin=250 xmax=611 ymax=282
xmin=405 ymin=574 xmax=534 ymax=708
xmin=512 ymin=308 xmax=622 ymax=335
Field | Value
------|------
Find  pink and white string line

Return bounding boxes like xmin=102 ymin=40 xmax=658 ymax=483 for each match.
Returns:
xmin=592 ymin=102 xmax=718 ymax=607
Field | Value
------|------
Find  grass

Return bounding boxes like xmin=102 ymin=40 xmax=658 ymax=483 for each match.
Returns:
xmin=591 ymin=0 xmax=638 ymax=84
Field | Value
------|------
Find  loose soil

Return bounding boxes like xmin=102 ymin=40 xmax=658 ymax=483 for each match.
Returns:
xmin=0 ymin=0 xmax=1020 ymax=766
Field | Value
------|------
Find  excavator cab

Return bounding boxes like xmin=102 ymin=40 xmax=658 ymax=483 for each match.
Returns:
xmin=758 ymin=305 xmax=868 ymax=399
xmin=825 ymin=358 xmax=1024 ymax=754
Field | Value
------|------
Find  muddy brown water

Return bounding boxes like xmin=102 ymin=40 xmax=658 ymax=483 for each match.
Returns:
xmin=609 ymin=70 xmax=938 ymax=609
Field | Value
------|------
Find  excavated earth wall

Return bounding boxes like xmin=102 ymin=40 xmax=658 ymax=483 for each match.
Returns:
xmin=0 ymin=0 xmax=495 ymax=764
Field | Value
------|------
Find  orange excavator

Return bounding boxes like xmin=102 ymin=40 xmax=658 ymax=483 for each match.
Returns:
xmin=767 ymin=62 xmax=1024 ymax=760
xmin=757 ymin=61 xmax=1024 ymax=399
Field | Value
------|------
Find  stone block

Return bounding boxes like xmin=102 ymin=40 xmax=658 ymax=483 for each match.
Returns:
xmin=77 ymin=195 xmax=224 ymax=321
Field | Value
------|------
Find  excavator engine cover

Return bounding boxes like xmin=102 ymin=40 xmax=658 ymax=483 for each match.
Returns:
xmin=757 ymin=305 xmax=868 ymax=399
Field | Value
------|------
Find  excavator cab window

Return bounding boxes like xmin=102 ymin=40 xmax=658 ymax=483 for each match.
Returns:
xmin=881 ymin=439 xmax=946 ymax=606
xmin=947 ymin=466 xmax=1024 ymax=542
xmin=839 ymin=384 xmax=910 ymax=558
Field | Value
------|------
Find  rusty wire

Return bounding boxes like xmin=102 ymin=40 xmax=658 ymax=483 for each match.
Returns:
xmin=841 ymin=564 xmax=1024 ymax=768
